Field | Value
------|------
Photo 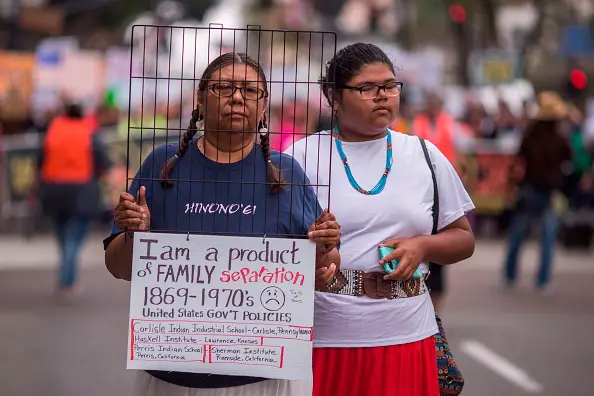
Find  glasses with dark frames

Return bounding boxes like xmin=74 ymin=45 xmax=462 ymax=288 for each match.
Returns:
xmin=341 ymin=81 xmax=403 ymax=100
xmin=208 ymin=83 xmax=268 ymax=100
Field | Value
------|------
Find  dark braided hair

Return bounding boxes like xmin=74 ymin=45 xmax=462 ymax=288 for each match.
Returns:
xmin=319 ymin=43 xmax=396 ymax=108
xmin=159 ymin=107 xmax=201 ymax=188
xmin=160 ymin=52 xmax=283 ymax=193
xmin=257 ymin=115 xmax=282 ymax=193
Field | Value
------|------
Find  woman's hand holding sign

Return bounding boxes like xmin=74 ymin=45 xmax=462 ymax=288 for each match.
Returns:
xmin=115 ymin=186 xmax=151 ymax=232
xmin=308 ymin=209 xmax=341 ymax=251
xmin=308 ymin=209 xmax=341 ymax=290
xmin=105 ymin=186 xmax=151 ymax=282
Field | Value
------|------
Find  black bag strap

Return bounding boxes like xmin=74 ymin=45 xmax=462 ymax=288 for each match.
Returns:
xmin=419 ymin=137 xmax=439 ymax=235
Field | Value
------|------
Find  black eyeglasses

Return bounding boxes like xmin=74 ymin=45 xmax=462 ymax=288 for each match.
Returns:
xmin=341 ymin=81 xmax=403 ymax=100
xmin=208 ymin=83 xmax=268 ymax=100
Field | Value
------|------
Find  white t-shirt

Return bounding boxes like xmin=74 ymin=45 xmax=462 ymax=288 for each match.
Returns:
xmin=285 ymin=130 xmax=475 ymax=348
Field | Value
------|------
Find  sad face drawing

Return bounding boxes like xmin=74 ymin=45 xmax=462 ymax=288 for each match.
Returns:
xmin=260 ymin=286 xmax=286 ymax=311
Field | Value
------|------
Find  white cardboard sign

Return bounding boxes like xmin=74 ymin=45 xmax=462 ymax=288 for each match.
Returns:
xmin=127 ymin=232 xmax=316 ymax=381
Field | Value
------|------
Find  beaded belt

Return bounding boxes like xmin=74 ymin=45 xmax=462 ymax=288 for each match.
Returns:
xmin=320 ymin=269 xmax=428 ymax=299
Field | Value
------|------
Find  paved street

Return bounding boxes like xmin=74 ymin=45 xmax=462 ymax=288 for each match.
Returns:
xmin=1 ymin=230 xmax=593 ymax=396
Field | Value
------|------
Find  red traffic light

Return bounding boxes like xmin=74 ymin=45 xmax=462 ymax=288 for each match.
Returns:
xmin=449 ymin=4 xmax=467 ymax=23
xmin=570 ymin=69 xmax=587 ymax=90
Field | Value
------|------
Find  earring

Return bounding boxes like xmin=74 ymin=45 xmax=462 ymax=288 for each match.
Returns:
xmin=193 ymin=110 xmax=204 ymax=131
xmin=258 ymin=120 xmax=268 ymax=133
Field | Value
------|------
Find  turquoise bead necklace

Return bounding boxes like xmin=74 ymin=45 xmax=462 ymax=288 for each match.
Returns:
xmin=332 ymin=126 xmax=393 ymax=195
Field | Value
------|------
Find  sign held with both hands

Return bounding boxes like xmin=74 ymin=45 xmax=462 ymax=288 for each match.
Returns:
xmin=127 ymin=232 xmax=316 ymax=381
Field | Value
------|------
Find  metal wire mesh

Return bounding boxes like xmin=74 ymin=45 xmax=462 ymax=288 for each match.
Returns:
xmin=125 ymin=24 xmax=337 ymax=239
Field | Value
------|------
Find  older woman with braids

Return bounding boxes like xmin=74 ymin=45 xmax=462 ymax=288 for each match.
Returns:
xmin=103 ymin=53 xmax=340 ymax=396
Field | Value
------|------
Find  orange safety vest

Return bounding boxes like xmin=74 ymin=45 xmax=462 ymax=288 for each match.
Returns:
xmin=41 ymin=116 xmax=95 ymax=184
xmin=412 ymin=112 xmax=457 ymax=165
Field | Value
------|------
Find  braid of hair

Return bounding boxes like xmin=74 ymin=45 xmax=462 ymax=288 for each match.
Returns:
xmin=159 ymin=109 xmax=201 ymax=188
xmin=259 ymin=122 xmax=283 ymax=194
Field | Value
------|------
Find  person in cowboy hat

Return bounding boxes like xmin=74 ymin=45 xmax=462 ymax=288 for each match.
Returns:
xmin=504 ymin=91 xmax=572 ymax=294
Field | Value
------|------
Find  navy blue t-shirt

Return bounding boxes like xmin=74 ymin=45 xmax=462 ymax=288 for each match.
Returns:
xmin=104 ymin=139 xmax=322 ymax=388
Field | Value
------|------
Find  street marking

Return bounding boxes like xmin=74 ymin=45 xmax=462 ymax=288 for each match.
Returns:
xmin=460 ymin=340 xmax=543 ymax=393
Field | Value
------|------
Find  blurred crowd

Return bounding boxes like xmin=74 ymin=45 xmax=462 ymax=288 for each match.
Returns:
xmin=399 ymin=91 xmax=593 ymax=208
xmin=12 ymin=85 xmax=594 ymax=218
xmin=1 ymin=0 xmax=593 ymax=251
